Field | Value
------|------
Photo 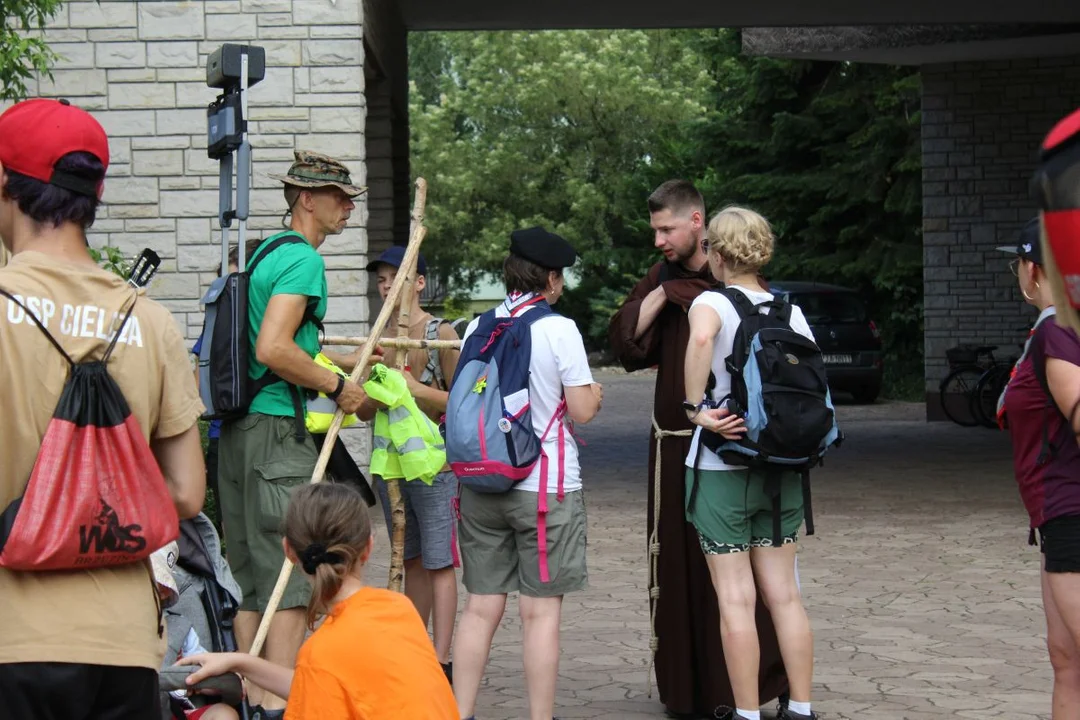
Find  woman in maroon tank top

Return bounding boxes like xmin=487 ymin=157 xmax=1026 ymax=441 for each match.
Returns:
xmin=999 ymin=217 xmax=1080 ymax=720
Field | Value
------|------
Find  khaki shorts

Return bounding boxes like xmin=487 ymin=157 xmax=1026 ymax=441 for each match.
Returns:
xmin=458 ymin=487 xmax=588 ymax=598
xmin=218 ymin=414 xmax=315 ymax=612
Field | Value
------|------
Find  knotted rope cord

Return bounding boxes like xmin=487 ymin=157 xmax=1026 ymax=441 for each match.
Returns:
xmin=646 ymin=414 xmax=694 ymax=697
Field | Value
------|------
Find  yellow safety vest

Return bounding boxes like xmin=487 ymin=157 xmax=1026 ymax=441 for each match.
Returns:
xmin=305 ymin=352 xmax=358 ymax=434
xmin=363 ymin=364 xmax=446 ymax=484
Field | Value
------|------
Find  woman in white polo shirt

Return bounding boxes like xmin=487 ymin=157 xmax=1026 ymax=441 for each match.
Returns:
xmin=453 ymin=227 xmax=604 ymax=720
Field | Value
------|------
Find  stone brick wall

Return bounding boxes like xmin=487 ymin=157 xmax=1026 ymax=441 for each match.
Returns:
xmin=23 ymin=0 xmax=394 ymax=463
xmin=922 ymin=56 xmax=1080 ymax=416
xmin=27 ymin=0 xmax=371 ymax=342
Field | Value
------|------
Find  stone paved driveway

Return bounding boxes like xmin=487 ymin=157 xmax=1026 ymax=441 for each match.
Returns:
xmin=367 ymin=370 xmax=1050 ymax=719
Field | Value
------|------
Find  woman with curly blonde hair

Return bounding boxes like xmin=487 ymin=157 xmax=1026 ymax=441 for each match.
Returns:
xmin=682 ymin=206 xmax=818 ymax=720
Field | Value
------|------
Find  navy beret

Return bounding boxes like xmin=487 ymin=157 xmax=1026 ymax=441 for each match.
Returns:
xmin=509 ymin=226 xmax=577 ymax=269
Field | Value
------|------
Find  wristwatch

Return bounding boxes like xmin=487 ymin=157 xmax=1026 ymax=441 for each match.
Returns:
xmin=682 ymin=400 xmax=703 ymax=417
xmin=326 ymin=374 xmax=346 ymax=401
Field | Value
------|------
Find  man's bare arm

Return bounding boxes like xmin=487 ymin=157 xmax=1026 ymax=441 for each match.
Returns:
xmin=257 ymin=294 xmax=341 ymax=395
xmin=256 ymin=295 xmax=367 ymax=414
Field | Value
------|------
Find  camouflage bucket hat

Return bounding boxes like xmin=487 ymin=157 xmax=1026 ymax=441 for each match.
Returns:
xmin=268 ymin=149 xmax=367 ymax=197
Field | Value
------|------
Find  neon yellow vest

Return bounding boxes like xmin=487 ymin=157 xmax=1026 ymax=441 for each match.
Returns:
xmin=363 ymin=364 xmax=446 ymax=484
xmin=305 ymin=352 xmax=358 ymax=434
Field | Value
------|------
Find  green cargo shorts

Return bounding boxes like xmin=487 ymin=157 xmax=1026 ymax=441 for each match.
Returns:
xmin=218 ymin=414 xmax=315 ymax=612
xmin=458 ymin=487 xmax=588 ymax=598
xmin=685 ymin=467 xmax=804 ymax=554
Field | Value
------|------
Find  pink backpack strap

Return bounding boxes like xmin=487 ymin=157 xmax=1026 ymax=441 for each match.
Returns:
xmin=450 ymin=484 xmax=462 ymax=569
xmin=536 ymin=399 xmax=568 ymax=584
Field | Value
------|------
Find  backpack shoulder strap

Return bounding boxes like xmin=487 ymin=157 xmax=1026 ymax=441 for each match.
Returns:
xmin=717 ymin=286 xmax=755 ymax=320
xmin=420 ymin=317 xmax=447 ymax=389
xmin=1031 ymin=324 xmax=1055 ymax=402
xmin=246 ymin=232 xmax=307 ymax=276
xmin=1029 ymin=310 xmax=1060 ymax=399
xmin=519 ymin=300 xmax=554 ymax=325
xmin=249 ymin=232 xmax=322 ymax=333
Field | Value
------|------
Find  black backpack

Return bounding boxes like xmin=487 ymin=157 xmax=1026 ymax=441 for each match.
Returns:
xmin=693 ymin=287 xmax=843 ymax=544
xmin=196 ymin=232 xmax=321 ymax=437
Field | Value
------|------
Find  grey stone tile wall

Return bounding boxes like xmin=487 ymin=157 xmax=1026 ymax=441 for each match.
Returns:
xmin=922 ymin=56 xmax=1080 ymax=409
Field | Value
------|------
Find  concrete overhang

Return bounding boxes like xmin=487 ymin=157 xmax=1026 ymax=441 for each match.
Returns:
xmin=399 ymin=1 xmax=1080 ymax=31
xmin=742 ymin=24 xmax=1080 ymax=64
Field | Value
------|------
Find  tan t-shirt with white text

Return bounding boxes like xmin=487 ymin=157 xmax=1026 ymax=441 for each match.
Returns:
xmin=0 ymin=251 xmax=204 ymax=670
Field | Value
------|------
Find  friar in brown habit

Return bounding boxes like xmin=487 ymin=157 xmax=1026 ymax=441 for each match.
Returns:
xmin=608 ymin=180 xmax=788 ymax=718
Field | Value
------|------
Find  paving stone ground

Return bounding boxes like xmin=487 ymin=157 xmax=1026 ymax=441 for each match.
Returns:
xmin=367 ymin=370 xmax=1051 ymax=720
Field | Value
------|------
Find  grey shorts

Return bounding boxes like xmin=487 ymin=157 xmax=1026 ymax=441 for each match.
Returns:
xmin=375 ymin=470 xmax=458 ymax=570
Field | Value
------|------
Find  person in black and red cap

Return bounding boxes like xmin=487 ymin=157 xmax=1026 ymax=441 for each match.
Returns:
xmin=0 ymin=99 xmax=206 ymax=717
xmin=1014 ymin=107 xmax=1080 ymax=720
xmin=452 ymin=226 xmax=604 ymax=720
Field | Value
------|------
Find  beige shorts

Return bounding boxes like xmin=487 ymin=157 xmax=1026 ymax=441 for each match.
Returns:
xmin=458 ymin=487 xmax=588 ymax=598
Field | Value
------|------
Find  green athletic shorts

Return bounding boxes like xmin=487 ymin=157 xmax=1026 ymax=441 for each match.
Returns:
xmin=218 ymin=414 xmax=315 ymax=612
xmin=685 ymin=467 xmax=804 ymax=555
xmin=458 ymin=487 xmax=588 ymax=598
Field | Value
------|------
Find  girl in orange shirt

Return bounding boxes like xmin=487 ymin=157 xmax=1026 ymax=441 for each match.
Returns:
xmin=178 ymin=483 xmax=458 ymax=720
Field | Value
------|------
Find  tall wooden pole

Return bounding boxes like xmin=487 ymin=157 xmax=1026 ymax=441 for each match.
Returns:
xmin=384 ymin=177 xmax=428 ymax=593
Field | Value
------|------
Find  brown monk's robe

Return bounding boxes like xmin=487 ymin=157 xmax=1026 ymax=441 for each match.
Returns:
xmin=608 ymin=260 xmax=788 ymax=717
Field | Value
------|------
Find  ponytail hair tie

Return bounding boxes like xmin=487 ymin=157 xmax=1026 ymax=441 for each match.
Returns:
xmin=299 ymin=542 xmax=342 ymax=575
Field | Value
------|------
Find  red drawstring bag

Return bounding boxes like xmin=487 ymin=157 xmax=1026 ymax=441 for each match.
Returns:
xmin=0 ymin=290 xmax=179 ymax=571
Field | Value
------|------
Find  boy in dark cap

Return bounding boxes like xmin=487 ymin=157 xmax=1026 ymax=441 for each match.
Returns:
xmin=0 ymin=98 xmax=206 ymax=718
xmin=360 ymin=245 xmax=462 ymax=680
xmin=453 ymin=226 xmax=604 ymax=720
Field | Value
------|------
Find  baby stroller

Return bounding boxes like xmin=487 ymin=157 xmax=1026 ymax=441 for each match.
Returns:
xmin=157 ymin=513 xmax=249 ymax=720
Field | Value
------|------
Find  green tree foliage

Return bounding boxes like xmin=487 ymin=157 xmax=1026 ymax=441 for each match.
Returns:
xmin=688 ymin=31 xmax=923 ymax=392
xmin=410 ymin=29 xmax=923 ymax=394
xmin=1 ymin=0 xmax=65 ymax=101
xmin=409 ymin=30 xmax=713 ymax=342
xmin=88 ymin=245 xmax=133 ymax=280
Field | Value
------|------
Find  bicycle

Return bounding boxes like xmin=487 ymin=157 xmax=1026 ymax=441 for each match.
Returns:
xmin=970 ymin=326 xmax=1035 ymax=428
xmin=939 ymin=345 xmax=1008 ymax=427
xmin=969 ymin=356 xmax=1017 ymax=428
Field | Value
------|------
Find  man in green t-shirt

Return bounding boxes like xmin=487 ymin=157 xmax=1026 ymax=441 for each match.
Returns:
xmin=217 ymin=150 xmax=369 ymax=716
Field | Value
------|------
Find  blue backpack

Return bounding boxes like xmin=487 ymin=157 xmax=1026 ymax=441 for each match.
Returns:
xmin=694 ymin=288 xmax=843 ymax=543
xmin=445 ymin=297 xmax=556 ymax=492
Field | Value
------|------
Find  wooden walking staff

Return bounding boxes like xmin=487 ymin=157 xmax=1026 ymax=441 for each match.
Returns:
xmin=248 ymin=177 xmax=430 ymax=658
xmin=384 ymin=176 xmax=428 ymax=593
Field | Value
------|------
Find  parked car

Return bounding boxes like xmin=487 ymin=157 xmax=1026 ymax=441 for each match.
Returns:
xmin=767 ymin=281 xmax=884 ymax=403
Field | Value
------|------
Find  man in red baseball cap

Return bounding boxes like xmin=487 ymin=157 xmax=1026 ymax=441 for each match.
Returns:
xmin=0 ymin=98 xmax=207 ymax=718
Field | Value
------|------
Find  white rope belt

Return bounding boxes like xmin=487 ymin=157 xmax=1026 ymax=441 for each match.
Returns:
xmin=646 ymin=414 xmax=694 ymax=697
